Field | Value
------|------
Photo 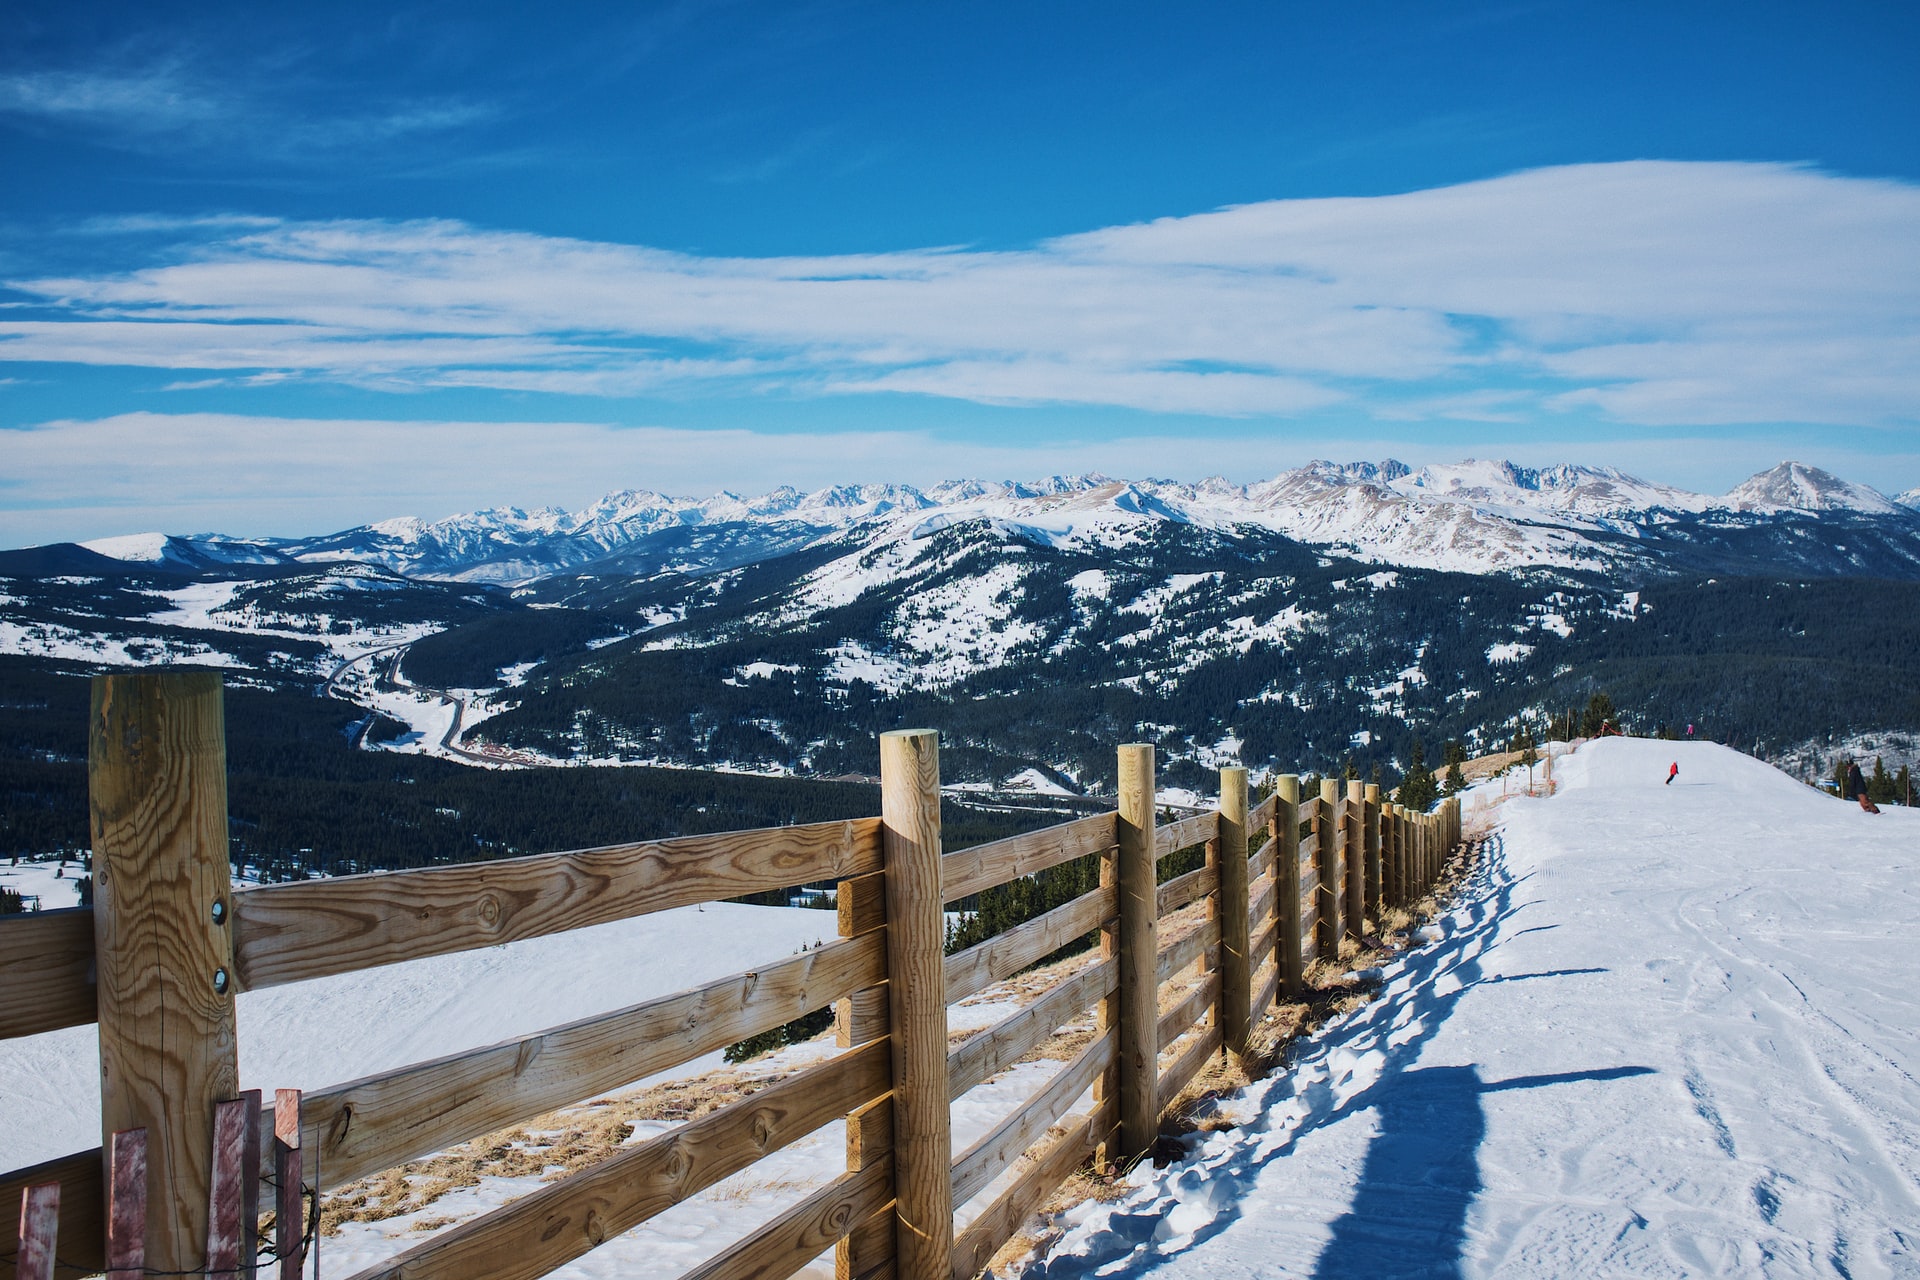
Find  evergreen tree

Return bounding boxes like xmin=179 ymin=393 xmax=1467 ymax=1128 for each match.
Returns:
xmin=1869 ymin=757 xmax=1897 ymax=804
xmin=1581 ymin=692 xmax=1617 ymax=737
xmin=1443 ymin=758 xmax=1466 ymax=797
xmin=1397 ymin=741 xmax=1438 ymax=812
xmin=1896 ymin=765 xmax=1913 ymax=807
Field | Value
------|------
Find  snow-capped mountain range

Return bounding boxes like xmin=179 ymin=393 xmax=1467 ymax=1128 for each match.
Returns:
xmin=63 ymin=460 xmax=1920 ymax=584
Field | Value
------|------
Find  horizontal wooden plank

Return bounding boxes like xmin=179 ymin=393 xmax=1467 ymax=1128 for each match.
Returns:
xmin=1156 ymin=1025 xmax=1223 ymax=1116
xmin=337 ymin=1043 xmax=883 ymax=1280
xmin=944 ymin=885 xmax=1115 ymax=1005
xmin=681 ymin=1158 xmax=892 ymax=1280
xmin=1154 ymin=918 xmax=1221 ymax=988
xmin=838 ymin=870 xmax=887 ymax=938
xmin=339 ymin=1039 xmax=890 ymax=1280
xmin=948 ymin=961 xmax=1116 ymax=1100
xmin=1250 ymin=916 xmax=1278 ymax=973
xmin=1247 ymin=874 xmax=1275 ymax=935
xmin=942 ymin=813 xmax=1117 ymax=904
xmin=1250 ymin=958 xmax=1279 ymax=1022
xmin=1249 ymin=794 xmax=1276 ymax=830
xmin=1156 ymin=973 xmax=1218 ymax=1052
xmin=234 ymin=817 xmax=883 ymax=991
xmin=0 ymin=907 xmax=95 ymax=1039
xmin=1154 ymin=863 xmax=1216 ymax=917
xmin=950 ymin=1031 xmax=1114 ymax=1208
xmin=0 ymin=1147 xmax=103 ymax=1276
xmin=1153 ymin=811 xmax=1218 ymax=860
xmin=302 ymin=930 xmax=887 ymax=1187
xmin=948 ymin=1103 xmax=1112 ymax=1280
xmin=1246 ymin=835 xmax=1275 ymax=884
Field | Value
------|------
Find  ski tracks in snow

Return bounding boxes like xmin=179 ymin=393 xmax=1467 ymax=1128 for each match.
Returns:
xmin=1021 ymin=740 xmax=1920 ymax=1279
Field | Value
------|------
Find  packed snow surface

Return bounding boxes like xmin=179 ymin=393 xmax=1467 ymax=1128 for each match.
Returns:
xmin=1029 ymin=738 xmax=1919 ymax=1278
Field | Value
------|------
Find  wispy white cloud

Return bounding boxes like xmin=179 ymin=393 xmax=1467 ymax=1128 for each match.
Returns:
xmin=5 ymin=162 xmax=1919 ymax=428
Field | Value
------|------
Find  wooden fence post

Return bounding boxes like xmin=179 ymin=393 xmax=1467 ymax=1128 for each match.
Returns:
xmin=1315 ymin=779 xmax=1342 ymax=956
xmin=89 ymin=672 xmax=238 ymax=1273
xmin=1216 ymin=767 xmax=1251 ymax=1059
xmin=1343 ymin=780 xmax=1366 ymax=939
xmin=877 ymin=729 xmax=951 ymax=1280
xmin=1115 ymin=744 xmax=1158 ymax=1161
xmin=1363 ymin=783 xmax=1382 ymax=924
xmin=1275 ymin=775 xmax=1304 ymax=1000
xmin=1383 ymin=802 xmax=1400 ymax=909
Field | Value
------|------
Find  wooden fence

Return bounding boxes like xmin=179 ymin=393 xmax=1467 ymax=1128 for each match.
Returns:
xmin=1 ymin=672 xmax=1463 ymax=1280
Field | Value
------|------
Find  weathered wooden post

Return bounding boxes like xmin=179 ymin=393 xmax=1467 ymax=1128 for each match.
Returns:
xmin=1316 ymin=779 xmax=1343 ymax=955
xmin=1116 ymin=744 xmax=1159 ymax=1161
xmin=1275 ymin=775 xmax=1304 ymax=999
xmin=90 ymin=672 xmax=238 ymax=1272
xmin=1344 ymin=780 xmax=1366 ymax=939
xmin=877 ymin=729 xmax=951 ymax=1280
xmin=1216 ymin=766 xmax=1251 ymax=1059
xmin=1364 ymin=783 xmax=1382 ymax=922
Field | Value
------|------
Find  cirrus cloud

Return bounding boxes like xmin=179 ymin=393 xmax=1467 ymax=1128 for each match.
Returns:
xmin=4 ymin=160 xmax=1918 ymax=427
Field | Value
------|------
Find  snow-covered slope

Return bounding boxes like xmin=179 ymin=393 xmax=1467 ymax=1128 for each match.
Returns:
xmin=1724 ymin=461 xmax=1906 ymax=515
xmin=1029 ymin=738 xmax=1920 ymax=1278
xmin=53 ymin=459 xmax=1920 ymax=584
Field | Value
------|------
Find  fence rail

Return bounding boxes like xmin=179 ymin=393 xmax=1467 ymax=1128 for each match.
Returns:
xmin=1 ymin=672 xmax=1464 ymax=1280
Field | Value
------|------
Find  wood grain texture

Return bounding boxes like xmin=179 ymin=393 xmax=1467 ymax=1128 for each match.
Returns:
xmin=301 ymin=930 xmax=885 ymax=1188
xmin=1115 ymin=745 xmax=1158 ymax=1162
xmin=14 ymin=1182 xmax=58 ymax=1280
xmin=1364 ymin=785 xmax=1382 ymax=919
xmin=837 ymin=1100 xmax=895 ymax=1280
xmin=273 ymin=1091 xmax=304 ymax=1280
xmin=837 ymin=871 xmax=888 ymax=939
xmin=1155 ymin=918 xmax=1220 ymax=988
xmin=89 ymin=672 xmax=237 ymax=1274
xmin=949 ymin=1031 xmax=1114 ymax=1207
xmin=1156 ymin=973 xmax=1218 ymax=1052
xmin=1273 ymin=777 xmax=1305 ymax=1000
xmin=0 ymin=1150 xmax=101 ymax=1278
xmin=1153 ymin=863 xmax=1216 ymax=916
xmin=1345 ymin=781 xmax=1367 ymax=938
xmin=1250 ymin=957 xmax=1279 ymax=1022
xmin=1314 ymin=782 xmax=1344 ymax=955
xmin=0 ymin=908 xmax=95 ymax=1040
xmin=940 ymin=814 xmax=1116 ymax=905
xmin=205 ymin=1095 xmax=252 ymax=1280
xmin=1246 ymin=834 xmax=1275 ymax=885
xmin=942 ymin=885 xmax=1114 ymax=1006
xmin=683 ymin=1159 xmax=891 ymax=1280
xmin=1248 ymin=794 xmax=1277 ymax=830
xmin=1216 ymin=766 xmax=1255 ymax=1059
xmin=1152 ymin=811 xmax=1218 ymax=860
xmin=878 ymin=729 xmax=953 ymax=1280
xmin=232 ymin=817 xmax=883 ymax=991
xmin=1250 ymin=911 xmax=1279 ymax=971
xmin=1247 ymin=875 xmax=1275 ymax=940
xmin=947 ymin=1104 xmax=1111 ymax=1280
xmin=947 ymin=961 xmax=1115 ymax=1101
xmin=1155 ymin=1025 xmax=1223 ymax=1117
xmin=340 ymin=1040 xmax=889 ymax=1280
xmin=107 ymin=1128 xmax=146 ymax=1280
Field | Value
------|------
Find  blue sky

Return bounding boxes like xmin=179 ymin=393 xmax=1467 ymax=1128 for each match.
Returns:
xmin=3 ymin=0 xmax=1918 ymax=541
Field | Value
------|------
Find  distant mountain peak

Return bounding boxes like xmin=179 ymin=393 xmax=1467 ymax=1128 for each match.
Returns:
xmin=1724 ymin=462 xmax=1901 ymax=515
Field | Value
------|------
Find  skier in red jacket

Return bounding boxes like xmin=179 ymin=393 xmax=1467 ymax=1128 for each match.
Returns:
xmin=1666 ymin=762 xmax=1679 ymax=786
